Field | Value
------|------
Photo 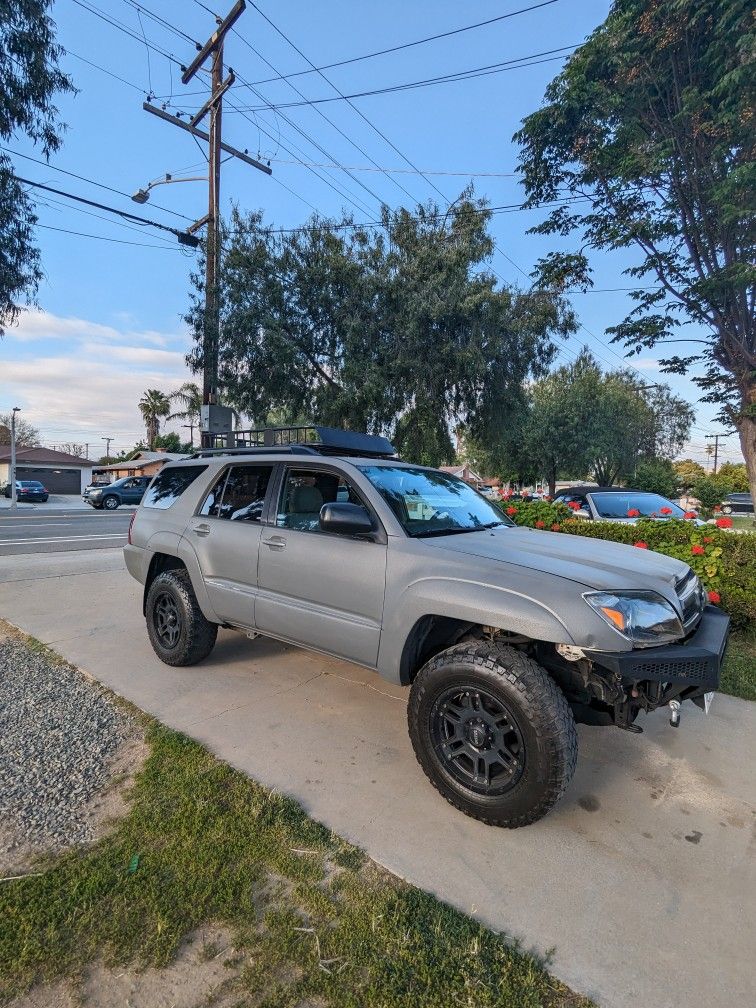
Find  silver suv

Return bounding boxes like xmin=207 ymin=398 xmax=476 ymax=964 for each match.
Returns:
xmin=125 ymin=426 xmax=729 ymax=827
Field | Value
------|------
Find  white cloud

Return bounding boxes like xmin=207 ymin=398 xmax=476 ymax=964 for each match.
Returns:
xmin=6 ymin=308 xmax=186 ymax=348
xmin=630 ymin=358 xmax=661 ymax=370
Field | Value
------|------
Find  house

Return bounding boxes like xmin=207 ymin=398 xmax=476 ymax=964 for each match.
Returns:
xmin=93 ymin=449 xmax=185 ymax=482
xmin=439 ymin=464 xmax=484 ymax=485
xmin=0 ymin=446 xmax=93 ymax=495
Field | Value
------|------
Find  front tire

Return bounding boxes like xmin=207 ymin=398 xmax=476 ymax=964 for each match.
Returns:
xmin=102 ymin=495 xmax=119 ymax=510
xmin=408 ymin=641 xmax=577 ymax=827
xmin=146 ymin=570 xmax=218 ymax=666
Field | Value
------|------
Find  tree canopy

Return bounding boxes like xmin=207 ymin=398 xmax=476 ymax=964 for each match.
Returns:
xmin=186 ymin=196 xmax=576 ymax=465
xmin=138 ymin=389 xmax=171 ymax=450
xmin=0 ymin=413 xmax=41 ymax=447
xmin=515 ymin=0 xmax=755 ymax=499
xmin=0 ymin=1 xmax=74 ymax=335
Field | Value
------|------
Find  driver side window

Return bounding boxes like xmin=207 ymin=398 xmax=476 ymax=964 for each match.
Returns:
xmin=276 ymin=469 xmax=362 ymax=533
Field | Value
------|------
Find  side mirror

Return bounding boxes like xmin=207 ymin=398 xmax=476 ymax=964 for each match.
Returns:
xmin=574 ymin=508 xmax=591 ymax=519
xmin=320 ymin=501 xmax=374 ymax=536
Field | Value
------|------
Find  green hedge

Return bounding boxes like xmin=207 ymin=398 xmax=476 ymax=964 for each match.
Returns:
xmin=498 ymin=500 xmax=756 ymax=630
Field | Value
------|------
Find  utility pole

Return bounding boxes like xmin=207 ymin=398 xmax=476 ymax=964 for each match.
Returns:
xmin=142 ymin=0 xmax=272 ymax=448
xmin=706 ymin=434 xmax=722 ymax=474
xmin=102 ymin=436 xmax=113 ymax=461
xmin=182 ymin=423 xmax=196 ymax=448
xmin=9 ymin=407 xmax=20 ymax=510
xmin=85 ymin=443 xmax=89 ymax=459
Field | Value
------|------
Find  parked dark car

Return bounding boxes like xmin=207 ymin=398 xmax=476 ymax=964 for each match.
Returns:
xmin=554 ymin=486 xmax=702 ymax=524
xmin=83 ymin=475 xmax=151 ymax=510
xmin=3 ymin=480 xmax=49 ymax=502
xmin=721 ymin=493 xmax=753 ymax=515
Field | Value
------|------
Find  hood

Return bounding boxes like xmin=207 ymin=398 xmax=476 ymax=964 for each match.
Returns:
xmin=424 ymin=526 xmax=689 ymax=595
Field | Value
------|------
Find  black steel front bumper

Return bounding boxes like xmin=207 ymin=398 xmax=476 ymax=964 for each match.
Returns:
xmin=590 ymin=605 xmax=730 ymax=695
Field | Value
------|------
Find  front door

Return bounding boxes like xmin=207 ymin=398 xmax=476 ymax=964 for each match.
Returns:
xmin=256 ymin=466 xmax=387 ymax=666
xmin=187 ymin=463 xmax=274 ymax=627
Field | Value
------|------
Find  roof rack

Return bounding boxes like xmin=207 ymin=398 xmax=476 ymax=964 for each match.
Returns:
xmin=191 ymin=425 xmax=397 ymax=460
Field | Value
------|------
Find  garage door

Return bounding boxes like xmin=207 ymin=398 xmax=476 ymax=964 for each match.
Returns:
xmin=17 ymin=467 xmax=81 ymax=494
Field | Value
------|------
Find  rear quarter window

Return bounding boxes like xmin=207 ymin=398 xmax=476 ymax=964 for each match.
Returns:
xmin=142 ymin=465 xmax=208 ymax=510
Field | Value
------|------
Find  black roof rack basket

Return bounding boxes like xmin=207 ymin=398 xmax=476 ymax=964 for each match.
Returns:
xmin=195 ymin=425 xmax=396 ymax=459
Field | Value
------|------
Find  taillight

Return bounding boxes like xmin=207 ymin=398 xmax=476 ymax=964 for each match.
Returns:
xmin=128 ymin=512 xmax=136 ymax=545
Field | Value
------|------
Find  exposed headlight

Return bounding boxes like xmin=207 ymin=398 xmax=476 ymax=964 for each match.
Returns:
xmin=90 ymin=489 xmax=103 ymax=497
xmin=584 ymin=591 xmax=683 ymax=647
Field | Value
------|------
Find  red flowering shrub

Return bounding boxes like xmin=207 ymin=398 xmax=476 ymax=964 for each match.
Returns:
xmin=551 ymin=523 xmax=561 ymax=532
xmin=708 ymin=590 xmax=721 ymax=604
xmin=659 ymin=506 xmax=673 ymax=515
xmin=716 ymin=517 xmax=733 ymax=528
xmin=703 ymin=536 xmax=713 ymax=543
xmin=535 ymin=519 xmax=545 ymax=528
xmin=506 ymin=506 xmax=517 ymax=515
xmin=627 ymin=508 xmax=641 ymax=517
xmin=683 ymin=511 xmax=697 ymax=519
xmin=567 ymin=501 xmax=582 ymax=511
xmin=633 ymin=541 xmax=648 ymax=549
xmin=691 ymin=544 xmax=705 ymax=555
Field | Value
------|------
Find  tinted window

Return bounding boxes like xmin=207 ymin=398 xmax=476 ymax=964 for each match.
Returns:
xmin=276 ymin=469 xmax=363 ymax=532
xmin=216 ymin=465 xmax=272 ymax=522
xmin=199 ymin=471 xmax=228 ymax=517
xmin=142 ymin=465 xmax=208 ymax=510
xmin=590 ymin=492 xmax=685 ymax=518
xmin=358 ymin=465 xmax=510 ymax=537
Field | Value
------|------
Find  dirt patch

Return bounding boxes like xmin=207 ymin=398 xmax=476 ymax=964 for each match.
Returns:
xmin=7 ymin=926 xmax=242 ymax=1008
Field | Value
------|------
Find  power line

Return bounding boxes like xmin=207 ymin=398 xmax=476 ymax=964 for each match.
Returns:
xmin=225 ymin=46 xmax=577 ymax=111
xmin=36 ymin=222 xmax=186 ymax=250
xmin=258 ymin=158 xmax=520 ymax=177
xmin=1 ymin=147 xmax=194 ymax=221
xmin=244 ymin=0 xmax=562 ymax=84
xmin=70 ymin=0 xmax=185 ymax=68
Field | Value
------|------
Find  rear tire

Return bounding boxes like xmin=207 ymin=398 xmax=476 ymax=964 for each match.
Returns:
xmin=721 ymin=504 xmax=733 ymax=514
xmin=146 ymin=570 xmax=218 ymax=666
xmin=408 ymin=640 xmax=577 ymax=827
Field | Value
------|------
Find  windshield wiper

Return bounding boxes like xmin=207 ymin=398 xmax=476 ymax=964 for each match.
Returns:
xmin=410 ymin=521 xmax=505 ymax=538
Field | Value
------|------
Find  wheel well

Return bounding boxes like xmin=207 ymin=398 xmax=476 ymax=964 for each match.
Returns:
xmin=399 ymin=615 xmax=479 ymax=685
xmin=143 ymin=553 xmax=187 ymax=614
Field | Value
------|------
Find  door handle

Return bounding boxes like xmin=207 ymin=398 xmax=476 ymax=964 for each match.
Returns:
xmin=192 ymin=523 xmax=211 ymax=537
xmin=265 ymin=535 xmax=286 ymax=550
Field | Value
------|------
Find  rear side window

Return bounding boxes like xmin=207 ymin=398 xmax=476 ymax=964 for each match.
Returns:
xmin=142 ymin=465 xmax=208 ymax=510
xmin=199 ymin=464 xmax=273 ymax=522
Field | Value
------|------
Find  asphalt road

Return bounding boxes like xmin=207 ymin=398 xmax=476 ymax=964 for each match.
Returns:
xmin=1 ymin=547 xmax=753 ymax=1008
xmin=0 ymin=508 xmax=134 ymax=556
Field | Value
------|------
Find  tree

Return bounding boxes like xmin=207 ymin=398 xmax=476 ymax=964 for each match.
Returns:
xmin=152 ymin=431 xmax=189 ymax=453
xmin=54 ymin=442 xmax=87 ymax=457
xmin=716 ymin=461 xmax=749 ymax=492
xmin=1 ymin=2 xmax=74 ymax=335
xmin=0 ymin=413 xmax=41 ymax=447
xmin=185 ymin=197 xmax=575 ymax=466
xmin=634 ymin=459 xmax=678 ymax=499
xmin=673 ymin=458 xmax=707 ymax=489
xmin=515 ymin=0 xmax=756 ymax=504
xmin=692 ymin=474 xmax=734 ymax=510
xmin=167 ymin=381 xmax=202 ymax=446
xmin=524 ymin=350 xmax=693 ymax=494
xmin=138 ymin=390 xmax=170 ymax=450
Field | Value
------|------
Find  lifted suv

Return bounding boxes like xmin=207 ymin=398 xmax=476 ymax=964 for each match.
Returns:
xmin=125 ymin=426 xmax=729 ymax=827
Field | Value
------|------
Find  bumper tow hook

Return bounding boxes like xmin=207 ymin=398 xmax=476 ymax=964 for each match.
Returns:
xmin=668 ymin=699 xmax=681 ymax=728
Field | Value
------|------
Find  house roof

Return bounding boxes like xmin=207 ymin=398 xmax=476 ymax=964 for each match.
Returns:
xmin=95 ymin=451 xmax=185 ymax=472
xmin=0 ymin=446 xmax=92 ymax=466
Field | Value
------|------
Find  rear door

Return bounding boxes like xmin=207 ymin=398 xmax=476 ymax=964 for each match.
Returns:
xmin=187 ymin=463 xmax=274 ymax=627
xmin=256 ymin=465 xmax=387 ymax=666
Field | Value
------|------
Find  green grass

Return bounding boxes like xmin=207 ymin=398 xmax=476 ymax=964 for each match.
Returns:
xmin=720 ymin=629 xmax=756 ymax=702
xmin=0 ymin=706 xmax=588 ymax=1007
xmin=729 ymin=515 xmax=756 ymax=530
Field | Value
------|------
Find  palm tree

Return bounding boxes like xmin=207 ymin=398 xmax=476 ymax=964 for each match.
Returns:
xmin=138 ymin=389 xmax=170 ymax=450
xmin=167 ymin=381 xmax=202 ymax=447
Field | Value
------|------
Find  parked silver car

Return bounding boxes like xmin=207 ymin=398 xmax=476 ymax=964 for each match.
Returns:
xmin=124 ymin=427 xmax=729 ymax=827
xmin=554 ymin=486 xmax=702 ymax=523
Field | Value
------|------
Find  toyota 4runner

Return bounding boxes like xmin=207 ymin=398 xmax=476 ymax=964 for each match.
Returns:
xmin=124 ymin=426 xmax=730 ymax=827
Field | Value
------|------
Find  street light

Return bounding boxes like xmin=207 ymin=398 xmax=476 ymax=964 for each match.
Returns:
xmin=9 ymin=407 xmax=20 ymax=510
xmin=131 ymin=173 xmax=207 ymax=204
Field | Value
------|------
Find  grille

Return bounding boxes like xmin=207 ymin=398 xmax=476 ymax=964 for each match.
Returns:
xmin=676 ymin=570 xmax=703 ymax=628
xmin=633 ymin=658 xmax=711 ymax=682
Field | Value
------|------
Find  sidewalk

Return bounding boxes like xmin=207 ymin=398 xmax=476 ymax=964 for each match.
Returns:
xmin=1 ymin=547 xmax=754 ymax=1008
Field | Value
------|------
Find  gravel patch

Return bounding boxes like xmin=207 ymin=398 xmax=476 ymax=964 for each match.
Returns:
xmin=0 ymin=634 xmax=135 ymax=859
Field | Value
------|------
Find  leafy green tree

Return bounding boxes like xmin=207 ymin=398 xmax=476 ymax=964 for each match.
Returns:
xmin=167 ymin=382 xmax=202 ymax=446
xmin=692 ymin=474 xmax=734 ymax=510
xmin=152 ymin=431 xmax=187 ymax=453
xmin=0 ymin=413 xmax=40 ymax=447
xmin=634 ymin=459 xmax=677 ymax=499
xmin=673 ymin=459 xmax=707 ymax=489
xmin=186 ymin=197 xmax=575 ymax=466
xmin=1 ymin=1 xmax=74 ymax=334
xmin=717 ymin=462 xmax=749 ymax=493
xmin=138 ymin=390 xmax=170 ymax=450
xmin=515 ymin=0 xmax=756 ymax=503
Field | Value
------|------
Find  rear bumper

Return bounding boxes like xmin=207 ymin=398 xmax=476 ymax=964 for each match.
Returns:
xmin=590 ymin=605 xmax=730 ymax=695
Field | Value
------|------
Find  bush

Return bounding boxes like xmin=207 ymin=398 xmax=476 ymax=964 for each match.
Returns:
xmin=634 ymin=459 xmax=678 ymax=498
xmin=500 ymin=501 xmax=756 ymax=630
xmin=692 ymin=474 xmax=734 ymax=510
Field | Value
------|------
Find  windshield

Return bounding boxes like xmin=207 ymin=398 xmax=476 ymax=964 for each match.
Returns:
xmin=590 ymin=492 xmax=686 ymax=519
xmin=358 ymin=465 xmax=512 ymax=537
xmin=20 ymin=481 xmax=43 ymax=487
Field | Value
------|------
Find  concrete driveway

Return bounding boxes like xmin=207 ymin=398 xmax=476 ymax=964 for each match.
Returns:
xmin=1 ymin=548 xmax=754 ymax=1008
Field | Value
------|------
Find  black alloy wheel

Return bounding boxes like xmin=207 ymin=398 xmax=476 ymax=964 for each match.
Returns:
xmin=430 ymin=685 xmax=525 ymax=795
xmin=154 ymin=591 xmax=182 ymax=650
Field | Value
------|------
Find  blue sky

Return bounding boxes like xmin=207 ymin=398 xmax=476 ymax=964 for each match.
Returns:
xmin=1 ymin=0 xmax=743 ymax=465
